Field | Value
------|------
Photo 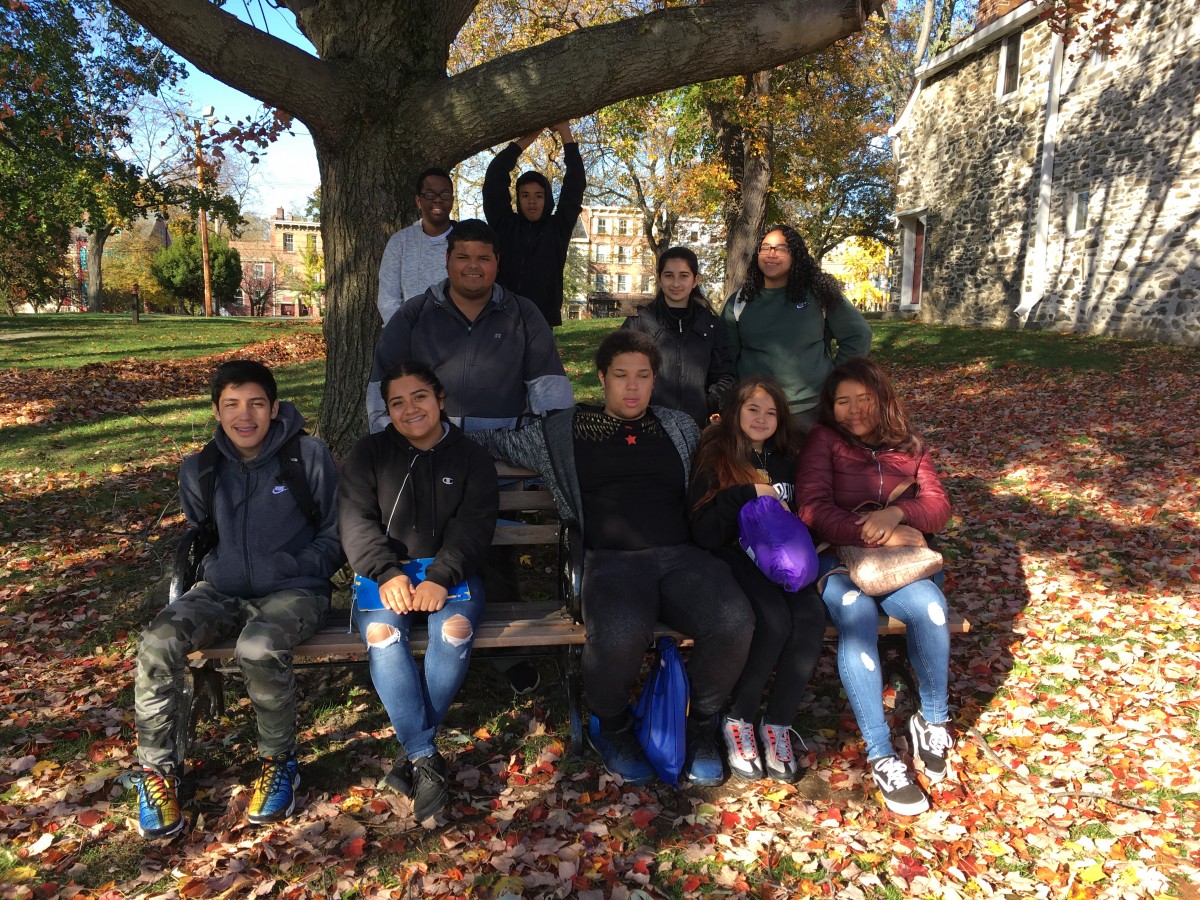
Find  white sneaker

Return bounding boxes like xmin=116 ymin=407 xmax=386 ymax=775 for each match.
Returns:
xmin=757 ymin=722 xmax=806 ymax=783
xmin=908 ymin=713 xmax=953 ymax=784
xmin=720 ymin=716 xmax=764 ymax=781
xmin=870 ymin=755 xmax=929 ymax=815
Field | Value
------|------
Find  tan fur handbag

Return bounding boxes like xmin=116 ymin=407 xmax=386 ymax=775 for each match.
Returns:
xmin=822 ymin=478 xmax=943 ymax=596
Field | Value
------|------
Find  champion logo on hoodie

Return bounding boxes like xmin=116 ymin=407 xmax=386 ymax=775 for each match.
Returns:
xmin=442 ymin=476 xmax=454 ymax=485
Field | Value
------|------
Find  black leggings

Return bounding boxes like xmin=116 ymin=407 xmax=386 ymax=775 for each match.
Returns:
xmin=721 ymin=550 xmax=826 ymax=725
xmin=580 ymin=544 xmax=754 ymax=721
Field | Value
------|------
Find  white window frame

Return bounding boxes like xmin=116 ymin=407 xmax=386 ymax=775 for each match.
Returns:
xmin=595 ymin=217 xmax=608 ymax=235
xmin=283 ymin=233 xmax=295 ymax=252
xmin=617 ymin=273 xmax=629 ymax=293
xmin=594 ymin=273 xmax=607 ymax=291
xmin=595 ymin=244 xmax=610 ymax=263
xmin=253 ymin=262 xmax=266 ymax=279
xmin=997 ymin=32 xmax=1022 ymax=99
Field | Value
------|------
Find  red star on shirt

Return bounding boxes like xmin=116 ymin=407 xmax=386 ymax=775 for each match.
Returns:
xmin=625 ymin=434 xmax=637 ymax=445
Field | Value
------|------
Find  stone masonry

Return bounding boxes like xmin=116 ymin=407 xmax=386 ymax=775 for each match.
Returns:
xmin=892 ymin=0 xmax=1200 ymax=345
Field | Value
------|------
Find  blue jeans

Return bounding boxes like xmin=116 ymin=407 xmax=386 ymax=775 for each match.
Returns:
xmin=353 ymin=576 xmax=486 ymax=760
xmin=818 ymin=555 xmax=950 ymax=760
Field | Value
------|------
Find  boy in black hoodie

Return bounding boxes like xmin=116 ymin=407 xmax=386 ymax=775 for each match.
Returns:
xmin=133 ymin=361 xmax=341 ymax=839
xmin=482 ymin=121 xmax=585 ymax=327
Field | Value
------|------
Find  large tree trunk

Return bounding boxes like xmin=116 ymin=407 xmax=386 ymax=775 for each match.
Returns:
xmin=85 ymin=226 xmax=112 ymax=313
xmin=715 ymin=72 xmax=774 ymax=301
xmin=315 ymin=130 xmax=434 ymax=455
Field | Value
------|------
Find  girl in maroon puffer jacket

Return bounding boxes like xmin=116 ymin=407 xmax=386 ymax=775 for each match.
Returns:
xmin=797 ymin=357 xmax=953 ymax=816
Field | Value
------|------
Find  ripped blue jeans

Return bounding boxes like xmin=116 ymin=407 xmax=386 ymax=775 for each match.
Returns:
xmin=818 ymin=556 xmax=950 ymax=760
xmin=353 ymin=576 xmax=486 ymax=760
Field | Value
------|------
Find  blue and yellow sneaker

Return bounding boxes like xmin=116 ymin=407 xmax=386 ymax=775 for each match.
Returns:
xmin=247 ymin=755 xmax=299 ymax=824
xmin=136 ymin=768 xmax=183 ymax=839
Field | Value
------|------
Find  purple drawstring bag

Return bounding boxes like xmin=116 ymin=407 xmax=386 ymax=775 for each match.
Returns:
xmin=737 ymin=495 xmax=819 ymax=592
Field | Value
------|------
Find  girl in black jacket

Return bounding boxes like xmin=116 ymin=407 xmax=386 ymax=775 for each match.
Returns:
xmin=339 ymin=361 xmax=499 ymax=822
xmin=621 ymin=247 xmax=734 ymax=429
xmin=689 ymin=376 xmax=825 ymax=783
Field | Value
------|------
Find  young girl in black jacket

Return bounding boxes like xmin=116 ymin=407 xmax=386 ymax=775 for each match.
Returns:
xmin=339 ymin=361 xmax=499 ymax=822
xmin=689 ymin=376 xmax=825 ymax=782
xmin=621 ymin=246 xmax=734 ymax=429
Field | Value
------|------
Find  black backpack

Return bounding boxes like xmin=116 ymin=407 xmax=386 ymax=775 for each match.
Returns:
xmin=192 ymin=431 xmax=321 ymax=556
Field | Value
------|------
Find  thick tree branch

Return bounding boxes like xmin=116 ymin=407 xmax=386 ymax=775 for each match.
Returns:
xmin=110 ymin=0 xmax=353 ymax=129
xmin=405 ymin=0 xmax=881 ymax=160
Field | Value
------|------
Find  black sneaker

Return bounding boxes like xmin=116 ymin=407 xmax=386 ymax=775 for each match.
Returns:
xmin=870 ymin=755 xmax=929 ymax=815
xmin=410 ymin=752 xmax=450 ymax=822
xmin=683 ymin=716 xmax=726 ymax=787
xmin=908 ymin=712 xmax=953 ymax=784
xmin=382 ymin=756 xmax=414 ymax=797
xmin=587 ymin=717 xmax=655 ymax=786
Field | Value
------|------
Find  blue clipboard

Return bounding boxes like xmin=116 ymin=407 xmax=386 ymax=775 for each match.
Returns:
xmin=352 ymin=558 xmax=471 ymax=611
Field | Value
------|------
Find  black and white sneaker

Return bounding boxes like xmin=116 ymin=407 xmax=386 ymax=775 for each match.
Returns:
xmin=721 ymin=716 xmax=764 ymax=781
xmin=908 ymin=712 xmax=953 ymax=784
xmin=870 ymin=755 xmax=929 ymax=815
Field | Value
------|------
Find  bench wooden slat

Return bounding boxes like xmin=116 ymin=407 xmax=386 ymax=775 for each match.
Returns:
xmin=498 ymin=492 xmax=556 ymax=511
xmin=495 ymin=463 xmax=539 ymax=479
xmin=190 ymin=606 xmax=969 ymax=661
xmin=492 ymin=524 xmax=559 ymax=545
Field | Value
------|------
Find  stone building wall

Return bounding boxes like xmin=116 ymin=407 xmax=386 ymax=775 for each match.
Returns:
xmin=893 ymin=0 xmax=1200 ymax=345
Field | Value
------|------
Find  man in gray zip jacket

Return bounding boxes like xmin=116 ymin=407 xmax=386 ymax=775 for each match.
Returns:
xmin=366 ymin=218 xmax=573 ymax=435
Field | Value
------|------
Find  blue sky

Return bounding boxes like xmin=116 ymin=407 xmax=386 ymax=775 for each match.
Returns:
xmin=176 ymin=5 xmax=319 ymax=218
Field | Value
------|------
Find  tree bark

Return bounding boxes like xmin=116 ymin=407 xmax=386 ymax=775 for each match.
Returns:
xmin=85 ymin=226 xmax=113 ymax=313
xmin=715 ymin=72 xmax=774 ymax=301
xmin=110 ymin=0 xmax=881 ymax=456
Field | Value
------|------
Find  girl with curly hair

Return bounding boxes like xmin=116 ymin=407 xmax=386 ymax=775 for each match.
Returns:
xmin=722 ymin=224 xmax=872 ymax=433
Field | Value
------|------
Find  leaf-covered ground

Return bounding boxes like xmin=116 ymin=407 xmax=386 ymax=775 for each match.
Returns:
xmin=0 ymin=334 xmax=1197 ymax=899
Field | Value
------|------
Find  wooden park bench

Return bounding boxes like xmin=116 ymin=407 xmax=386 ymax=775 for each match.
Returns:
xmin=169 ymin=463 xmax=970 ymax=758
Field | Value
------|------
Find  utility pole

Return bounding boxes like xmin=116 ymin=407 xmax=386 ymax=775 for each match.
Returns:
xmin=189 ymin=106 xmax=217 ymax=317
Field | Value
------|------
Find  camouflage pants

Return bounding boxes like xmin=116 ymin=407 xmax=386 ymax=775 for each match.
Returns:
xmin=134 ymin=582 xmax=329 ymax=777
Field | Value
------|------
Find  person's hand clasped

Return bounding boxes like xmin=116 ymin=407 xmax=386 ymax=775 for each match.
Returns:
xmin=378 ymin=574 xmax=414 ymax=613
xmin=856 ymin=506 xmax=906 ymax=545
xmin=880 ymin=524 xmax=927 ymax=548
xmin=411 ymin=580 xmax=449 ymax=613
xmin=754 ymin=481 xmax=787 ymax=508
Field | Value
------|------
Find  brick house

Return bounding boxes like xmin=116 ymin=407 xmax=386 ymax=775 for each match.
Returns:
xmin=890 ymin=0 xmax=1199 ymax=344
xmin=226 ymin=207 xmax=324 ymax=317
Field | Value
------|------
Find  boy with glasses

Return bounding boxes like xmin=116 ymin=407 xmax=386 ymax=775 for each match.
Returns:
xmin=378 ymin=167 xmax=457 ymax=324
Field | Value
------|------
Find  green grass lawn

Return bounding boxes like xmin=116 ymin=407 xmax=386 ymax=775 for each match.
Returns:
xmin=0 ymin=312 xmax=321 ymax=369
xmin=0 ymin=313 xmax=1191 ymax=476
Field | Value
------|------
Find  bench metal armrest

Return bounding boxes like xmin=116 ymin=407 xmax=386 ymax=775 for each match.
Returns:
xmin=169 ymin=527 xmax=205 ymax=605
xmin=559 ymin=525 xmax=583 ymax=624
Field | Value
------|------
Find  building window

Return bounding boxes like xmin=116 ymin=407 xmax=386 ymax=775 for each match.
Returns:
xmin=642 ymin=249 xmax=654 ymax=266
xmin=595 ymin=217 xmax=608 ymax=235
xmin=283 ymin=233 xmax=295 ymax=252
xmin=253 ymin=262 xmax=266 ymax=279
xmin=595 ymin=244 xmax=610 ymax=263
xmin=898 ymin=214 xmax=926 ymax=308
xmin=998 ymin=32 xmax=1021 ymax=98
xmin=595 ymin=273 xmax=607 ymax=291
xmin=307 ymin=234 xmax=317 ymax=249
xmin=1070 ymin=190 xmax=1090 ymax=234
xmin=616 ymin=245 xmax=629 ymax=264
xmin=640 ymin=274 xmax=652 ymax=293
xmin=618 ymin=219 xmax=629 ymax=236
xmin=617 ymin=274 xmax=629 ymax=293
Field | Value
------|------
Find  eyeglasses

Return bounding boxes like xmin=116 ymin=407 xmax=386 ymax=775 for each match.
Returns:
xmin=419 ymin=190 xmax=454 ymax=202
xmin=758 ymin=243 xmax=790 ymax=256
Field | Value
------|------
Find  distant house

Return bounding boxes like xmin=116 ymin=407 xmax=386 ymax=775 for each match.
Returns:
xmin=226 ymin=207 xmax=324 ymax=317
xmin=890 ymin=0 xmax=1199 ymax=345
xmin=574 ymin=206 xmax=724 ymax=318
